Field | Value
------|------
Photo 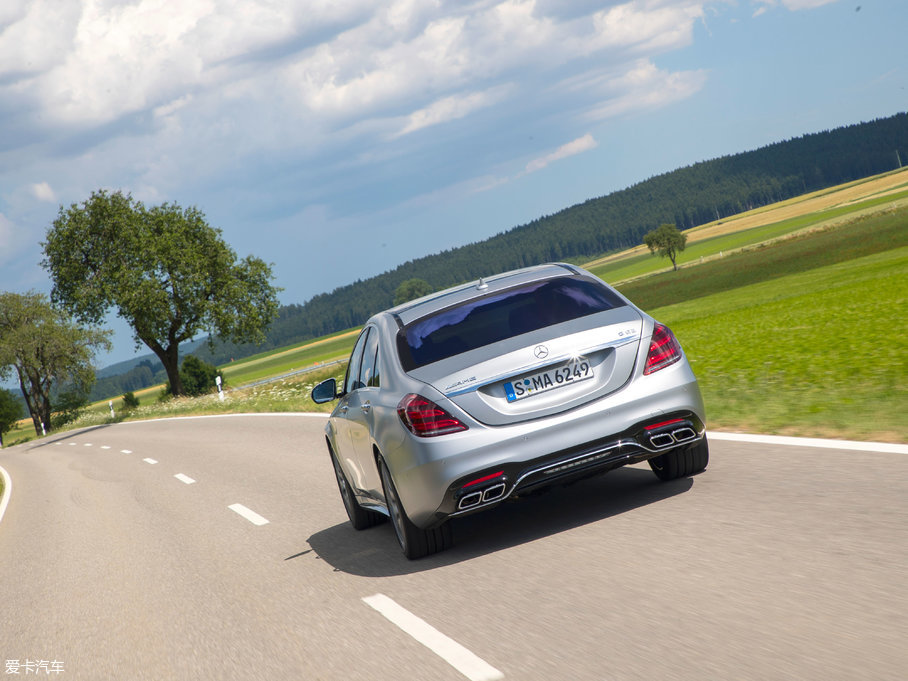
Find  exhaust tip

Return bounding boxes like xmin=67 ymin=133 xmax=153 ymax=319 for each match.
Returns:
xmin=672 ymin=427 xmax=697 ymax=443
xmin=481 ymin=483 xmax=506 ymax=503
xmin=650 ymin=433 xmax=675 ymax=448
xmin=458 ymin=491 xmax=482 ymax=510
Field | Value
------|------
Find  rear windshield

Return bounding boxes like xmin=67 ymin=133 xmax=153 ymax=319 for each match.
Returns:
xmin=397 ymin=277 xmax=625 ymax=370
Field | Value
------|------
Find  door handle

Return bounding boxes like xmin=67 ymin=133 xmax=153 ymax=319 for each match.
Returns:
xmin=339 ymin=404 xmax=349 ymax=414
xmin=361 ymin=401 xmax=371 ymax=414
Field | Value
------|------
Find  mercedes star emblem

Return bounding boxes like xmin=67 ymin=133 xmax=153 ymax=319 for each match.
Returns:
xmin=533 ymin=344 xmax=549 ymax=359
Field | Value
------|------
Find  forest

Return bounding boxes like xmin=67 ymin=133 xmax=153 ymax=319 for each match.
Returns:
xmin=91 ymin=112 xmax=908 ymax=400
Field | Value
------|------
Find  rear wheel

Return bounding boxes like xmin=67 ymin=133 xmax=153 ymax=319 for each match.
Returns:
xmin=649 ymin=436 xmax=709 ymax=481
xmin=378 ymin=457 xmax=452 ymax=559
xmin=330 ymin=446 xmax=383 ymax=530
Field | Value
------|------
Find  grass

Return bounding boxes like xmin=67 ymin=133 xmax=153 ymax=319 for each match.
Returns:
xmin=659 ymin=247 xmax=907 ymax=441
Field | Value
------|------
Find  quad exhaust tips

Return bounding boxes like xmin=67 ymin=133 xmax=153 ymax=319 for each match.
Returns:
xmin=457 ymin=482 xmax=507 ymax=510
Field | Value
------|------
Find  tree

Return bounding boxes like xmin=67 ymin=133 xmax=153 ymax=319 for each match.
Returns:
xmin=42 ymin=190 xmax=281 ymax=396
xmin=0 ymin=292 xmax=110 ymax=436
xmin=394 ymin=278 xmax=433 ymax=306
xmin=0 ymin=388 xmax=23 ymax=448
xmin=643 ymin=223 xmax=687 ymax=271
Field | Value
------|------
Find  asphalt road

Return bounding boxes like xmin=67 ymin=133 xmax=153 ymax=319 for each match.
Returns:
xmin=1 ymin=415 xmax=906 ymax=681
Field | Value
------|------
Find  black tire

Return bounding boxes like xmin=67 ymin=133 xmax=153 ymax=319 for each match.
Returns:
xmin=378 ymin=457 xmax=452 ymax=560
xmin=649 ymin=435 xmax=709 ymax=481
xmin=330 ymin=446 xmax=383 ymax=530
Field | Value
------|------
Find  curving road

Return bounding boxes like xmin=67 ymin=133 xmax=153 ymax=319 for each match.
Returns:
xmin=1 ymin=415 xmax=906 ymax=680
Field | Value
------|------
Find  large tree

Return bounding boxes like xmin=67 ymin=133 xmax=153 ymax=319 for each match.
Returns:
xmin=0 ymin=292 xmax=110 ymax=436
xmin=643 ymin=223 xmax=688 ymax=271
xmin=42 ymin=190 xmax=281 ymax=396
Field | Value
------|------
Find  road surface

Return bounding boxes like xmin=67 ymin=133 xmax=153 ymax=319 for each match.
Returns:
xmin=1 ymin=414 xmax=906 ymax=680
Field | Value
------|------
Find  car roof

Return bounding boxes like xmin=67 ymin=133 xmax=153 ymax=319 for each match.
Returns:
xmin=388 ymin=262 xmax=585 ymax=326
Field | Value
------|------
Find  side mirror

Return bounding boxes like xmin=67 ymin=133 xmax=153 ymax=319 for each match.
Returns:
xmin=311 ymin=378 xmax=339 ymax=404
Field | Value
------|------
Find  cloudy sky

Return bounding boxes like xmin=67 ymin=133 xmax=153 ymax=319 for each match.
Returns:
xmin=1 ymin=0 xmax=905 ymax=369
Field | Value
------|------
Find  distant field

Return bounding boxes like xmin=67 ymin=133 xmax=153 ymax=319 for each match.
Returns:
xmin=617 ymin=204 xmax=908 ymax=311
xmin=584 ymin=168 xmax=908 ymax=283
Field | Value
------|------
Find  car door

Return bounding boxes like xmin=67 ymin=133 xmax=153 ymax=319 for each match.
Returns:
xmin=342 ymin=326 xmax=384 ymax=503
xmin=333 ymin=328 xmax=370 ymax=492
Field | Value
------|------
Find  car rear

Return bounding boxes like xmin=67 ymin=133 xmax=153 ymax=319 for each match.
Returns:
xmin=385 ymin=264 xmax=706 ymax=528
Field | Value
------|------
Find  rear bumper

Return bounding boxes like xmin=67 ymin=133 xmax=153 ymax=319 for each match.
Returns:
xmin=386 ymin=362 xmax=706 ymax=528
xmin=438 ymin=412 xmax=705 ymax=521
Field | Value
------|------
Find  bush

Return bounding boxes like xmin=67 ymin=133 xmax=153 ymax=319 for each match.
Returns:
xmin=122 ymin=391 xmax=140 ymax=409
xmin=51 ymin=390 xmax=89 ymax=430
xmin=178 ymin=355 xmax=221 ymax=397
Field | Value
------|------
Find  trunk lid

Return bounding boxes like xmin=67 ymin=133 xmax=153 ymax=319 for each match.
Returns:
xmin=408 ymin=305 xmax=644 ymax=426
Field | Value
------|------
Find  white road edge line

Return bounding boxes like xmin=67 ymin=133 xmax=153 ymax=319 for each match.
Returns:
xmin=174 ymin=473 xmax=196 ymax=485
xmin=0 ymin=465 xmax=11 ymax=526
xmin=362 ymin=594 xmax=503 ymax=681
xmin=143 ymin=458 xmax=158 ymax=465
xmin=228 ymin=503 xmax=269 ymax=526
xmin=707 ymin=431 xmax=908 ymax=454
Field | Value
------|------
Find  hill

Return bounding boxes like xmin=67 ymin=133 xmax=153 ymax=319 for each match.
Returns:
xmin=93 ymin=112 xmax=908 ymax=400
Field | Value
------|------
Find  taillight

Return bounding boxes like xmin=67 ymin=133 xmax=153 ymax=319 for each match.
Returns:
xmin=644 ymin=324 xmax=683 ymax=375
xmin=397 ymin=393 xmax=468 ymax=437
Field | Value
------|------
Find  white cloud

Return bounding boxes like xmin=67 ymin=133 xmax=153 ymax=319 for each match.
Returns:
xmin=752 ymin=0 xmax=838 ymax=15
xmin=568 ymin=59 xmax=708 ymax=120
xmin=524 ymin=134 xmax=599 ymax=174
xmin=396 ymin=86 xmax=510 ymax=137
xmin=30 ymin=182 xmax=56 ymax=203
xmin=589 ymin=1 xmax=704 ymax=54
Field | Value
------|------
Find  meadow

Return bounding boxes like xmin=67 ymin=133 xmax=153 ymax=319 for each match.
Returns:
xmin=2 ymin=171 xmax=905 ymax=446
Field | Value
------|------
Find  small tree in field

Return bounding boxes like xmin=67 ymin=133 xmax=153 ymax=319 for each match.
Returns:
xmin=643 ymin=223 xmax=687 ymax=271
xmin=394 ymin=278 xmax=433 ymax=306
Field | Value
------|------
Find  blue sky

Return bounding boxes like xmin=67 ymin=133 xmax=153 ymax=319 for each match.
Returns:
xmin=1 ymin=0 xmax=905 ymax=371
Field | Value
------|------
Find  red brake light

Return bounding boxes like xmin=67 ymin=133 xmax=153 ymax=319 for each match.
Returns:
xmin=397 ymin=394 xmax=468 ymax=437
xmin=644 ymin=324 xmax=683 ymax=375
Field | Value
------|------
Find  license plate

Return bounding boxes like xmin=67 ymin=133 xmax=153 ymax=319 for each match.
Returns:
xmin=503 ymin=359 xmax=593 ymax=402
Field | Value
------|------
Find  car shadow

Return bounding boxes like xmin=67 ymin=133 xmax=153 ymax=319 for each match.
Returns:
xmin=303 ymin=466 xmax=696 ymax=577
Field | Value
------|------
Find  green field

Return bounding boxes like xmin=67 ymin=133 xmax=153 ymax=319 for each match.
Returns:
xmin=660 ymin=247 xmax=906 ymax=440
xmin=2 ymin=174 xmax=906 ymax=447
xmin=219 ymin=327 xmax=359 ymax=386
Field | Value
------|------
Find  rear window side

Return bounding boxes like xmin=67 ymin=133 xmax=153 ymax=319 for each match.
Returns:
xmin=397 ymin=277 xmax=625 ymax=371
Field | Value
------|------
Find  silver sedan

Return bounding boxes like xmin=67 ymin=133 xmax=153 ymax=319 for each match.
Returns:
xmin=312 ymin=263 xmax=708 ymax=558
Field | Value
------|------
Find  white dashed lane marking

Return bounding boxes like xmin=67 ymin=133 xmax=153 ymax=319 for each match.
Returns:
xmin=228 ymin=504 xmax=269 ymax=526
xmin=143 ymin=458 xmax=158 ymax=465
xmin=362 ymin=594 xmax=504 ymax=681
xmin=121 ymin=449 xmax=132 ymax=454
xmin=174 ymin=474 xmax=196 ymax=485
